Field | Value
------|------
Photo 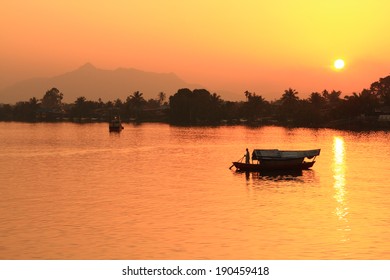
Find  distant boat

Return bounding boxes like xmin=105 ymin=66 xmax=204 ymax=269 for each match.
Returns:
xmin=109 ymin=116 xmax=124 ymax=132
xmin=231 ymin=149 xmax=320 ymax=172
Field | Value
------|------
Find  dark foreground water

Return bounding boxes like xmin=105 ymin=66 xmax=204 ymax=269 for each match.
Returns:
xmin=0 ymin=122 xmax=389 ymax=259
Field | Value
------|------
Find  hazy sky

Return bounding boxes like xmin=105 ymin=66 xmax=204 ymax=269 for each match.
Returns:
xmin=1 ymin=0 xmax=389 ymax=100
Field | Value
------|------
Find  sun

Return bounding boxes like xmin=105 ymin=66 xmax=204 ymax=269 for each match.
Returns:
xmin=334 ymin=59 xmax=345 ymax=70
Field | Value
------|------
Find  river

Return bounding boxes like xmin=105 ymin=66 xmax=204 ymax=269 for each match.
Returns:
xmin=0 ymin=122 xmax=389 ymax=259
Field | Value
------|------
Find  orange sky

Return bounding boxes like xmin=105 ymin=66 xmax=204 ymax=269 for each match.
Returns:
xmin=1 ymin=0 xmax=389 ymax=100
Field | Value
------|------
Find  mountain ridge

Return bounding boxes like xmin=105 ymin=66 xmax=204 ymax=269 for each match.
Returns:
xmin=0 ymin=63 xmax=201 ymax=104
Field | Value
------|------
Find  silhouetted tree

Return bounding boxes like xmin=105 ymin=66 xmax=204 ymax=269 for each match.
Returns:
xmin=0 ymin=104 xmax=13 ymax=121
xmin=294 ymin=99 xmax=316 ymax=126
xmin=205 ymin=90 xmax=223 ymax=122
xmin=41 ymin=88 xmax=63 ymax=112
xmin=278 ymin=88 xmax=300 ymax=122
xmin=146 ymin=98 xmax=160 ymax=109
xmin=169 ymin=88 xmax=195 ymax=123
xmin=343 ymin=89 xmax=378 ymax=117
xmin=158 ymin=92 xmax=166 ymax=105
xmin=322 ymin=90 xmax=342 ymax=107
xmin=114 ymin=98 xmax=123 ymax=108
xmin=192 ymin=89 xmax=213 ymax=122
xmin=319 ymin=89 xmax=343 ymax=120
xmin=72 ymin=96 xmax=100 ymax=119
xmin=243 ymin=91 xmax=268 ymax=121
xmin=221 ymin=101 xmax=242 ymax=121
xmin=308 ymin=92 xmax=326 ymax=108
xmin=73 ymin=96 xmax=87 ymax=118
xmin=209 ymin=93 xmax=224 ymax=122
xmin=169 ymin=88 xmax=223 ymax=124
xmin=13 ymin=101 xmax=36 ymax=121
xmin=105 ymin=100 xmax=114 ymax=109
xmin=369 ymin=75 xmax=390 ymax=106
xmin=125 ymin=91 xmax=146 ymax=119
xmin=97 ymin=98 xmax=105 ymax=109
xmin=281 ymin=88 xmax=299 ymax=104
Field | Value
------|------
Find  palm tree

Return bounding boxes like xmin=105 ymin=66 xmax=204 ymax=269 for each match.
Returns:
xmin=158 ymin=92 xmax=166 ymax=106
xmin=281 ymin=88 xmax=299 ymax=105
xmin=245 ymin=92 xmax=266 ymax=121
xmin=114 ymin=98 xmax=123 ymax=108
xmin=344 ymin=89 xmax=378 ymax=116
xmin=73 ymin=96 xmax=87 ymax=118
xmin=278 ymin=88 xmax=300 ymax=123
xmin=244 ymin=90 xmax=253 ymax=101
xmin=322 ymin=90 xmax=342 ymax=107
xmin=126 ymin=91 xmax=146 ymax=119
xmin=308 ymin=92 xmax=326 ymax=108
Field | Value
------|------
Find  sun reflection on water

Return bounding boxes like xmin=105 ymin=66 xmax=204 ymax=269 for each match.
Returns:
xmin=333 ymin=136 xmax=350 ymax=241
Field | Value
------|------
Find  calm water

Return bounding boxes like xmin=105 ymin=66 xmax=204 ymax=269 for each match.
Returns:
xmin=0 ymin=122 xmax=389 ymax=259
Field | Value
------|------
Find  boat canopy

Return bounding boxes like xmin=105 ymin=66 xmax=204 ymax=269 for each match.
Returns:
xmin=252 ymin=149 xmax=320 ymax=160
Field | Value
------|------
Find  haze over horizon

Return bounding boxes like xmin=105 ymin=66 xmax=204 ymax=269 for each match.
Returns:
xmin=1 ymin=1 xmax=389 ymax=101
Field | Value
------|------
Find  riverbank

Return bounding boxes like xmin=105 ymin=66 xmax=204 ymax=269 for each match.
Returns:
xmin=2 ymin=74 xmax=390 ymax=131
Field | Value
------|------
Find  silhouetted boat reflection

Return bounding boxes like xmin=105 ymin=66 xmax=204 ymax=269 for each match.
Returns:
xmin=234 ymin=168 xmax=305 ymax=181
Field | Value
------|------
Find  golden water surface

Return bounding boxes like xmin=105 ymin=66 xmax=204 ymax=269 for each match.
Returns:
xmin=0 ymin=123 xmax=389 ymax=259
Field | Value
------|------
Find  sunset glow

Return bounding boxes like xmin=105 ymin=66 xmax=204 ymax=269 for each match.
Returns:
xmin=1 ymin=0 xmax=389 ymax=100
xmin=334 ymin=59 xmax=345 ymax=70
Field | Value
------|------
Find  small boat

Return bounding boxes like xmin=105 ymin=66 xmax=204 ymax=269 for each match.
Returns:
xmin=109 ymin=116 xmax=124 ymax=132
xmin=231 ymin=149 xmax=320 ymax=172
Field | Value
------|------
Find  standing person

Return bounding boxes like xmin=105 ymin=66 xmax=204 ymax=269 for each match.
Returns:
xmin=245 ymin=148 xmax=250 ymax=164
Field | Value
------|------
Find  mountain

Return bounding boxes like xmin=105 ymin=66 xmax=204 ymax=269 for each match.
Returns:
xmin=0 ymin=63 xmax=201 ymax=104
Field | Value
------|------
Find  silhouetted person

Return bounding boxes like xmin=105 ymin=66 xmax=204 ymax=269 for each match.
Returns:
xmin=245 ymin=148 xmax=250 ymax=164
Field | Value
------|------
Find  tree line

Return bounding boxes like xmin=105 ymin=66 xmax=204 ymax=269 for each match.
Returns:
xmin=0 ymin=75 xmax=389 ymax=130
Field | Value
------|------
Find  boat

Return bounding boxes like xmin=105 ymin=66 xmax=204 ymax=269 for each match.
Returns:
xmin=109 ymin=116 xmax=124 ymax=132
xmin=231 ymin=149 xmax=320 ymax=172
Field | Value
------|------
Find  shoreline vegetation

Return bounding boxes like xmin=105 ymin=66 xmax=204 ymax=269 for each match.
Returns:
xmin=0 ymin=75 xmax=389 ymax=131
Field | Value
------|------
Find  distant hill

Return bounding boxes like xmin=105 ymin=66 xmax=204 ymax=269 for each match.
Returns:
xmin=0 ymin=63 xmax=202 ymax=104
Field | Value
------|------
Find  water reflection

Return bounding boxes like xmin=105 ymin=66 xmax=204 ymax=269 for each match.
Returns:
xmin=251 ymin=170 xmax=303 ymax=181
xmin=234 ymin=169 xmax=308 ymax=183
xmin=4 ymin=123 xmax=390 ymax=259
xmin=333 ymin=136 xmax=350 ymax=240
